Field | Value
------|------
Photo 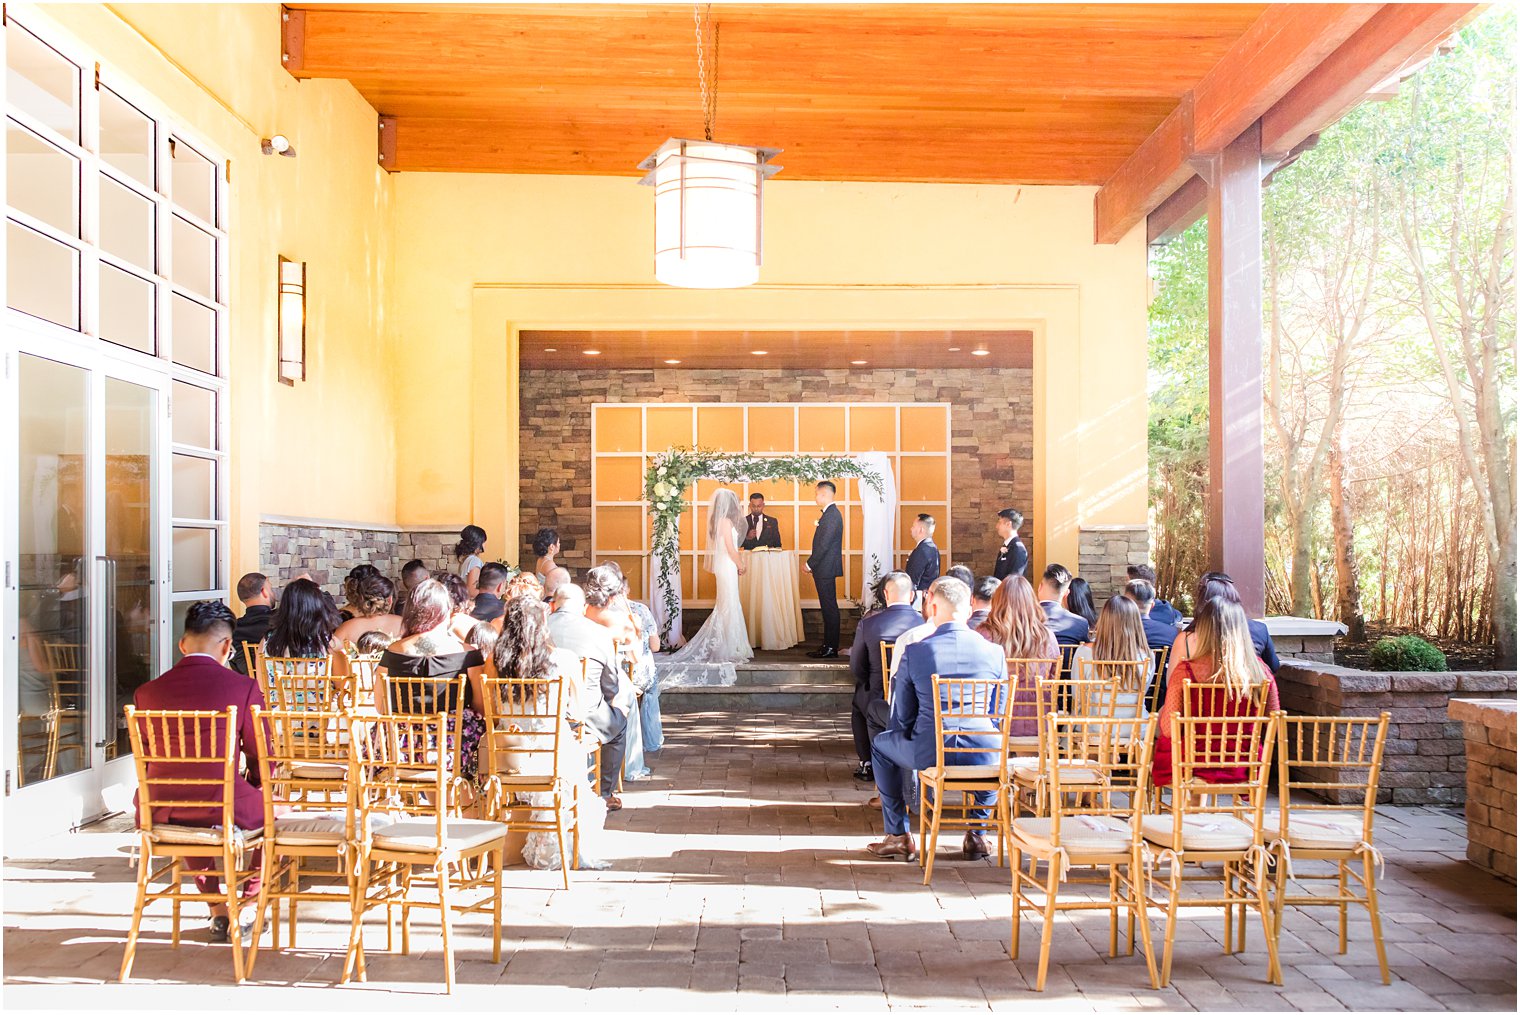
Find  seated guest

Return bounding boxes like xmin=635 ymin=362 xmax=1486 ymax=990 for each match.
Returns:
xmin=1066 ymin=576 xmax=1098 ymax=629
xmin=945 ymin=564 xmax=974 ymax=589
xmin=484 ymin=594 xmax=586 ymax=780
xmin=339 ymin=564 xmax=382 ymax=623
xmin=866 ymin=577 xmax=1005 ymax=862
xmin=546 ymin=583 xmax=630 ymax=809
xmin=471 ymin=562 xmax=510 ymax=623
xmin=495 ymin=571 xmax=548 ymax=631
xmin=609 ymin=563 xmax=665 ymax=765
xmin=391 ymin=559 xmax=430 ymax=617
xmin=1037 ymin=564 xmax=1090 ymax=646
xmin=993 ymin=508 xmax=1029 ymax=580
xmin=376 ymin=580 xmax=487 ymax=790
xmin=1073 ymin=593 xmax=1154 ymax=715
xmin=333 ymin=573 xmax=403 ymax=647
xmin=437 ymin=572 xmax=477 ymax=641
xmin=466 ymin=620 xmax=498 ymax=659
xmin=353 ymin=629 xmax=392 ymax=657
xmin=848 ymin=572 xmax=920 ymax=783
xmin=230 ymin=572 xmax=275 ymax=675
xmin=1153 ymin=596 xmax=1280 ymax=786
xmin=543 ymin=566 xmax=572 ymax=600
xmin=903 ymin=514 xmax=941 ymax=602
xmin=1129 ymin=563 xmax=1181 ymax=626
xmin=133 ymin=601 xmax=267 ymax=944
xmin=1122 ymin=579 xmax=1184 ymax=653
xmin=584 ymin=565 xmax=648 ymax=780
xmin=531 ymin=527 xmax=561 ymax=581
xmin=978 ymin=576 xmax=1060 ymax=738
xmin=263 ymin=578 xmax=341 ymax=662
xmin=1166 ymin=571 xmax=1282 ymax=683
xmin=967 ymin=576 xmax=998 ymax=631
xmin=455 ymin=525 xmax=489 ymax=596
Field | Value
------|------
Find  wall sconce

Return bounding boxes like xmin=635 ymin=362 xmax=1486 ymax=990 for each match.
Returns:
xmin=277 ymin=256 xmax=306 ymax=384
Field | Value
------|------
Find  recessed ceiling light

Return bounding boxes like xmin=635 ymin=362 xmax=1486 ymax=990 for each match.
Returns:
xmin=664 ymin=358 xmax=682 ymax=364
xmin=947 ymin=346 xmax=961 ymax=352
xmin=851 ymin=360 xmax=868 ymax=365
xmin=543 ymin=347 xmax=557 ymax=352
xmin=971 ymin=349 xmax=991 ymax=357
xmin=583 ymin=349 xmax=602 ymax=356
xmin=751 ymin=350 xmax=768 ymax=356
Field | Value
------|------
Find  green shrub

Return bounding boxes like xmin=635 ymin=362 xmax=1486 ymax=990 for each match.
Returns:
xmin=1367 ymin=635 xmax=1448 ymax=672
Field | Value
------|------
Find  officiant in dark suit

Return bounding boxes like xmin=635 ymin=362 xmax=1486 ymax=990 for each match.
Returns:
xmin=805 ymin=480 xmax=844 ymax=658
xmin=741 ymin=493 xmax=783 ymax=550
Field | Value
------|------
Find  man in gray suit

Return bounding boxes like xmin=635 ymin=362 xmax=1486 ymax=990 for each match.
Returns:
xmin=805 ymin=480 xmax=845 ymax=658
xmin=547 ymin=583 xmax=630 ymax=808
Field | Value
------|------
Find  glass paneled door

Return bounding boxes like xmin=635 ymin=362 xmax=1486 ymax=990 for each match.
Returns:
xmin=6 ymin=349 xmax=165 ymax=829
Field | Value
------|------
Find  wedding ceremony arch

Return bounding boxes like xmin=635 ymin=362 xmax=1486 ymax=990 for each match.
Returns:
xmin=644 ymin=449 xmax=897 ymax=644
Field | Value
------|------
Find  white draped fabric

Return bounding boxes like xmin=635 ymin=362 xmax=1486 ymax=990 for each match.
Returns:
xmin=739 ymin=550 xmax=804 ymax=650
xmin=650 ymin=452 xmax=898 ymax=649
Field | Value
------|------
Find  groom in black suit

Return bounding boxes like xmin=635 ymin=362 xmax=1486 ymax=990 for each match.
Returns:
xmin=806 ymin=480 xmax=844 ymax=658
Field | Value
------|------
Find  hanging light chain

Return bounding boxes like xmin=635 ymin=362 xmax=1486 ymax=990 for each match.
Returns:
xmin=694 ymin=2 xmax=718 ymax=141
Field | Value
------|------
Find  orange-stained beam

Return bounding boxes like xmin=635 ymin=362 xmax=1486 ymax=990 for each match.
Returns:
xmin=1093 ymin=97 xmax=1195 ymax=246
xmin=281 ymin=6 xmax=305 ymax=75
xmin=1146 ymin=173 xmax=1208 ymax=246
xmin=1260 ymin=2 xmax=1479 ymax=155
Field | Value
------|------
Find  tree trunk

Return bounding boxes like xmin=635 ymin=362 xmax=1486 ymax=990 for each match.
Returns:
xmin=1328 ymin=441 xmax=1367 ymax=641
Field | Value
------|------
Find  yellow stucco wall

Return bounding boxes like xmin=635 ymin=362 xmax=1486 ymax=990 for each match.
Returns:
xmin=392 ymin=175 xmax=1149 ymax=572
xmin=32 ymin=2 xmax=397 ymax=583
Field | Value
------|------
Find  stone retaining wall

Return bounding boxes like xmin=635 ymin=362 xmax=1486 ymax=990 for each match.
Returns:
xmin=257 ymin=520 xmax=468 ymax=601
xmin=1076 ymin=525 xmax=1149 ymax=603
xmin=1450 ymin=698 xmax=1517 ymax=882
xmin=1276 ymin=662 xmax=1517 ymax=805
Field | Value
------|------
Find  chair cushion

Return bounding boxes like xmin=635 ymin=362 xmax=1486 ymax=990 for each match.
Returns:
xmin=1139 ymin=813 xmax=1257 ymax=851
xmin=1007 ymin=735 xmax=1041 ymax=752
xmin=283 ymin=760 xmax=348 ymax=780
xmin=272 ymin=811 xmax=386 ymax=846
xmin=1006 ymin=756 xmax=1041 ymax=771
xmin=921 ymin=764 xmax=1004 ymax=782
xmin=1011 ymin=815 xmax=1133 ymax=854
xmin=1262 ymin=809 xmax=1366 ymax=850
xmin=371 ymin=818 xmax=510 ymax=854
xmin=1011 ymin=763 xmax=1104 ymax=786
xmin=149 ymin=824 xmax=264 ymax=847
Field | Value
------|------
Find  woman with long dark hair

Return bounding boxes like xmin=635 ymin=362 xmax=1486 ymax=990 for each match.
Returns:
xmin=455 ymin=525 xmax=488 ymax=596
xmin=1065 ymin=576 xmax=1098 ymax=629
xmin=978 ymin=576 xmax=1059 ymax=737
xmin=264 ymin=577 xmax=340 ymax=658
xmin=438 ymin=571 xmax=478 ymax=641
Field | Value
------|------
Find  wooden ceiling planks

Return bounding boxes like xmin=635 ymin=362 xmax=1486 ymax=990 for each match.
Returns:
xmin=283 ymin=2 xmax=1268 ymax=182
xmin=517 ymin=329 xmax=1034 ymax=371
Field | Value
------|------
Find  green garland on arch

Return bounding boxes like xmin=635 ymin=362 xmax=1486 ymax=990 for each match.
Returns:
xmin=645 ymin=447 xmax=886 ymax=643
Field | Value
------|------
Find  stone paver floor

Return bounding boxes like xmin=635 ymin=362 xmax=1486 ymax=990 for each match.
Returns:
xmin=4 ymin=711 xmax=1516 ymax=1010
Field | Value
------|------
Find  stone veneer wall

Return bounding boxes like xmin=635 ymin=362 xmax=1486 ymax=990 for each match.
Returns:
xmin=1276 ymin=662 xmax=1517 ymax=805
xmin=1449 ymin=699 xmax=1517 ymax=882
xmin=257 ymin=521 xmax=470 ymax=601
xmin=1076 ymin=524 xmax=1150 ymax=602
xmin=517 ymin=367 xmax=1035 ymax=576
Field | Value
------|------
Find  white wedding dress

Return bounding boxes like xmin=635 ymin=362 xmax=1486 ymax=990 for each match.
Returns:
xmin=656 ymin=521 xmax=753 ymax=687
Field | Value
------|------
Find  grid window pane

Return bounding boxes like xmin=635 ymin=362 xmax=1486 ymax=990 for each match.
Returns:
xmin=6 ymin=219 xmax=79 ymax=329
xmin=100 ymin=176 xmax=155 ymax=271
xmin=99 ymin=262 xmax=156 ymax=354
xmin=6 ymin=121 xmax=78 ymax=235
xmin=171 ymin=380 xmax=216 ymax=449
xmin=99 ymin=88 xmax=154 ymax=188
xmin=172 ymin=453 xmax=215 ymax=520
xmin=172 ymin=526 xmax=215 ymax=592
xmin=170 ymin=215 xmax=215 ymax=300
xmin=170 ymin=293 xmax=216 ymax=373
xmin=169 ymin=139 xmax=215 ymax=224
xmin=6 ymin=22 xmax=80 ymax=143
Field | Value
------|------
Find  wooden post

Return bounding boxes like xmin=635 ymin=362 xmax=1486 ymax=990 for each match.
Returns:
xmin=1200 ymin=121 xmax=1267 ymax=616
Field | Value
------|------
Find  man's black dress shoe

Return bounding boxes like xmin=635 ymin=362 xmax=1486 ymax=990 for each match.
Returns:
xmin=853 ymin=762 xmax=874 ymax=781
xmin=807 ymin=647 xmax=838 ymax=659
xmin=209 ymin=915 xmax=230 ymax=943
xmin=962 ymin=832 xmax=991 ymax=861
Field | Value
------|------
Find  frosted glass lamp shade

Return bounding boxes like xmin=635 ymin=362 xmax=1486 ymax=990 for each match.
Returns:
xmin=638 ymin=138 xmax=781 ymax=289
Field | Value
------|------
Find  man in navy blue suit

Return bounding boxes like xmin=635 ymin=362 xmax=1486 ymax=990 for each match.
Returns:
xmin=1037 ymin=563 xmax=1090 ymax=646
xmin=866 ymin=576 xmax=1006 ymax=863
xmin=848 ymin=572 xmax=921 ymax=781
xmin=903 ymin=514 xmax=941 ymax=603
xmin=1128 ymin=564 xmax=1182 ymax=627
xmin=1122 ymin=579 xmax=1182 ymax=652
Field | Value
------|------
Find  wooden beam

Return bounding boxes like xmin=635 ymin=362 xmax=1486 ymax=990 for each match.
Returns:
xmin=1261 ymin=2 xmax=1478 ymax=155
xmin=1147 ymin=173 xmax=1208 ymax=245
xmin=377 ymin=115 xmax=397 ymax=172
xmin=281 ymin=6 xmax=305 ymax=75
xmin=1096 ymin=2 xmax=1378 ymax=244
xmin=1204 ymin=122 xmax=1267 ymax=617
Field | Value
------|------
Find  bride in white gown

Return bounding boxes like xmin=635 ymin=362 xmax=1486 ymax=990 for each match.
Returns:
xmin=656 ymin=488 xmax=754 ymax=686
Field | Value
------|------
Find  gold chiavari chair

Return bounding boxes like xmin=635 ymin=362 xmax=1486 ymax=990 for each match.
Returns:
xmin=41 ymin=642 xmax=89 ymax=778
xmin=378 ymin=670 xmax=470 ymax=795
xmin=1149 ymin=677 xmax=1275 ymax=813
xmin=880 ymin=642 xmax=895 ymax=703
xmin=1270 ymin=713 xmax=1393 ymax=984
xmin=480 ymin=670 xmax=581 ymax=889
xmin=342 ymin=712 xmax=509 ymax=993
xmin=120 ymin=706 xmax=268 ymax=984
xmin=1147 ymin=644 xmax=1171 ymax=713
xmin=1141 ymin=710 xmax=1283 ymax=988
xmin=1009 ymin=677 xmax=1117 ymax=818
xmin=346 ymin=653 xmax=383 ymax=714
xmin=1056 ymin=642 xmax=1081 ymax=679
xmin=1004 ymin=657 xmax=1060 ymax=758
xmin=250 ymin=707 xmax=370 ymax=966
xmin=257 ymin=651 xmax=353 ymax=713
xmin=241 ymin=642 xmax=261 ymax=683
xmin=916 ymin=674 xmax=1013 ymax=884
xmin=1010 ymin=714 xmax=1160 ymax=991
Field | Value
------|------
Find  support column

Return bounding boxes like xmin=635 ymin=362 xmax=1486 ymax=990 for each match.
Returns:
xmin=1201 ymin=121 xmax=1267 ymax=616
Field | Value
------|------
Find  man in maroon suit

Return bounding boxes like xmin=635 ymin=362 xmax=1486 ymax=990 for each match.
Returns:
xmin=133 ymin=600 xmax=268 ymax=943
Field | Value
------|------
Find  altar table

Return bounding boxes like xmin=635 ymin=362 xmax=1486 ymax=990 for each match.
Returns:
xmin=738 ymin=549 xmax=804 ymax=651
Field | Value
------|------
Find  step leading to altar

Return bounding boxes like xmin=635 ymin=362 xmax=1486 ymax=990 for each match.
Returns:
xmin=659 ymin=654 xmax=854 ymax=713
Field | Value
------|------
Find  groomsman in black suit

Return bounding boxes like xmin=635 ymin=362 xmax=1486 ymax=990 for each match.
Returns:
xmin=805 ymin=480 xmax=844 ymax=658
xmin=740 ymin=493 xmax=783 ymax=550
xmin=903 ymin=514 xmax=941 ymax=601
xmin=993 ymin=508 xmax=1028 ymax=580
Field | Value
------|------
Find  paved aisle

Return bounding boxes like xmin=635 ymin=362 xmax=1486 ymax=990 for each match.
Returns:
xmin=4 ymin=712 xmax=1516 ymax=1010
